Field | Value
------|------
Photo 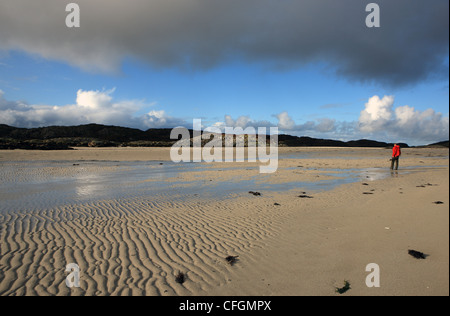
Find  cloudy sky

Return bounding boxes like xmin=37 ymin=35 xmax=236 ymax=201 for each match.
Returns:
xmin=0 ymin=0 xmax=448 ymax=145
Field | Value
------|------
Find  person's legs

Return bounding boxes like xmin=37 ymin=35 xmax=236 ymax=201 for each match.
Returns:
xmin=393 ymin=157 xmax=399 ymax=170
xmin=391 ymin=157 xmax=399 ymax=170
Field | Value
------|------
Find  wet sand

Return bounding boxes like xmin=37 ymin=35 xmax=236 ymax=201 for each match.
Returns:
xmin=0 ymin=147 xmax=448 ymax=296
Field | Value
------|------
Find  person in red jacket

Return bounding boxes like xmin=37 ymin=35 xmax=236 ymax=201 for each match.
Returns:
xmin=391 ymin=144 xmax=401 ymax=170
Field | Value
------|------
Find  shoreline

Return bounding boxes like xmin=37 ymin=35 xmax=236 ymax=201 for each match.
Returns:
xmin=1 ymin=146 xmax=448 ymax=162
xmin=0 ymin=147 xmax=448 ymax=296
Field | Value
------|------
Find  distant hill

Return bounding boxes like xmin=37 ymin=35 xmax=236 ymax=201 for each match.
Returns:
xmin=277 ymin=134 xmax=409 ymax=148
xmin=0 ymin=124 xmax=178 ymax=142
xmin=417 ymin=140 xmax=449 ymax=148
xmin=0 ymin=123 xmax=415 ymax=150
xmin=277 ymin=135 xmax=346 ymax=147
xmin=0 ymin=124 xmax=182 ymax=149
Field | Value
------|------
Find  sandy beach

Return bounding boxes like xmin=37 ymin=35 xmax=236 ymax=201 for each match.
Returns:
xmin=0 ymin=147 xmax=448 ymax=296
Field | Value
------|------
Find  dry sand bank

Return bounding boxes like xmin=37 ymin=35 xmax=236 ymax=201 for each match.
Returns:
xmin=0 ymin=147 xmax=173 ymax=162
xmin=0 ymin=147 xmax=448 ymax=296
xmin=209 ymin=166 xmax=449 ymax=296
xmin=0 ymin=146 xmax=448 ymax=162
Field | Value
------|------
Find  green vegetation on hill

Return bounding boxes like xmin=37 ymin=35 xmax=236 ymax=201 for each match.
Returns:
xmin=2 ymin=123 xmax=443 ymax=150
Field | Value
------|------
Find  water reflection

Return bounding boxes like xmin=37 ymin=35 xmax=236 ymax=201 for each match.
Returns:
xmin=390 ymin=170 xmax=399 ymax=178
xmin=74 ymin=172 xmax=105 ymax=199
xmin=0 ymin=161 xmax=446 ymax=212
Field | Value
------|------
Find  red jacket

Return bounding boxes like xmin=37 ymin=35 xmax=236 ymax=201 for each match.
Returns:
xmin=392 ymin=145 xmax=401 ymax=158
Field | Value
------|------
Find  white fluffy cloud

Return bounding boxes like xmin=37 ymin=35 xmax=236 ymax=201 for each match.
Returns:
xmin=276 ymin=112 xmax=296 ymax=130
xmin=1 ymin=90 xmax=448 ymax=145
xmin=359 ymin=95 xmax=394 ymax=132
xmin=358 ymin=95 xmax=449 ymax=143
xmin=274 ymin=112 xmax=339 ymax=134
xmin=0 ymin=89 xmax=185 ymax=129
xmin=216 ymin=103 xmax=448 ymax=145
xmin=220 ymin=115 xmax=275 ymax=131
xmin=271 ymin=98 xmax=448 ymax=144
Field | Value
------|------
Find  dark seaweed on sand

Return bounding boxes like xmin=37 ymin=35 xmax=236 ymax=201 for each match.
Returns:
xmin=335 ymin=280 xmax=351 ymax=294
xmin=175 ymin=271 xmax=186 ymax=284
xmin=225 ymin=256 xmax=239 ymax=266
xmin=408 ymin=250 xmax=427 ymax=259
xmin=249 ymin=191 xmax=262 ymax=196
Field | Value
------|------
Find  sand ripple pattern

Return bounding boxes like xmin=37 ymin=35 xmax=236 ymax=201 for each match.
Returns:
xmin=0 ymin=194 xmax=284 ymax=296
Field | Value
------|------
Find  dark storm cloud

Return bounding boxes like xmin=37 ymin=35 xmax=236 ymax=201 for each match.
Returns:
xmin=0 ymin=0 xmax=448 ymax=86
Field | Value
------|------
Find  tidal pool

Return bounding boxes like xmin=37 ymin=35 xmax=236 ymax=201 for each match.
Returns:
xmin=0 ymin=160 xmax=443 ymax=212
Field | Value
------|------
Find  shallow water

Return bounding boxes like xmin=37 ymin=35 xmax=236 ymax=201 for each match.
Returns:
xmin=0 ymin=161 xmax=197 ymax=211
xmin=0 ymin=160 xmax=444 ymax=212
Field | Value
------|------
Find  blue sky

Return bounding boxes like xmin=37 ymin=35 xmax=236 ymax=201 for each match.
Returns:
xmin=0 ymin=0 xmax=448 ymax=145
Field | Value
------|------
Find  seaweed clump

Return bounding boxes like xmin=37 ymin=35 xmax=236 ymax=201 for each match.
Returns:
xmin=335 ymin=280 xmax=351 ymax=294
xmin=225 ymin=256 xmax=239 ymax=266
xmin=175 ymin=271 xmax=186 ymax=284
xmin=408 ymin=250 xmax=427 ymax=259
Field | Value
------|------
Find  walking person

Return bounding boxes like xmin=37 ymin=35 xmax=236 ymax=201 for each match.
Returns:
xmin=391 ymin=143 xmax=401 ymax=170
